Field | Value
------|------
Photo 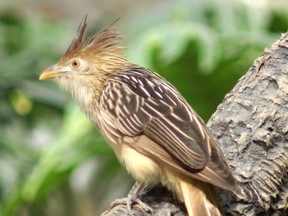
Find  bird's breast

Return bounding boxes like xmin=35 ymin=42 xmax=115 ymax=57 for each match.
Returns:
xmin=117 ymin=143 xmax=161 ymax=184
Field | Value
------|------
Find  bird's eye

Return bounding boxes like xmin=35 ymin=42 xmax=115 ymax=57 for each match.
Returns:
xmin=70 ymin=59 xmax=81 ymax=68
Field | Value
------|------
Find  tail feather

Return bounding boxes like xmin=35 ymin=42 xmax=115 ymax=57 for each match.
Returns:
xmin=164 ymin=170 xmax=223 ymax=216
xmin=178 ymin=177 xmax=222 ymax=216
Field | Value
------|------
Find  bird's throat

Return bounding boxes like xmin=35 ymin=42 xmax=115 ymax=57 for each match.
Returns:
xmin=56 ymin=77 xmax=101 ymax=118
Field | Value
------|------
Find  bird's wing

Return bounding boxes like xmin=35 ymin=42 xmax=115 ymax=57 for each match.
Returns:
xmin=99 ymin=67 xmax=236 ymax=189
xmin=100 ymin=67 xmax=214 ymax=170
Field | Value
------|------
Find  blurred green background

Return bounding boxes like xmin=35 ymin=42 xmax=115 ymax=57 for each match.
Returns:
xmin=0 ymin=0 xmax=287 ymax=215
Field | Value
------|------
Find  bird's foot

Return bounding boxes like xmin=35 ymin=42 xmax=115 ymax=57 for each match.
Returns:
xmin=111 ymin=182 xmax=154 ymax=215
xmin=111 ymin=197 xmax=152 ymax=215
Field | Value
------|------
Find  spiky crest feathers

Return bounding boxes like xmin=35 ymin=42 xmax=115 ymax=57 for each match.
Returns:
xmin=60 ymin=16 xmax=125 ymax=64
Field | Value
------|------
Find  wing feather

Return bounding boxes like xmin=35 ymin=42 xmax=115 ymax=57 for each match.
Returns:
xmin=98 ymin=67 xmax=235 ymax=189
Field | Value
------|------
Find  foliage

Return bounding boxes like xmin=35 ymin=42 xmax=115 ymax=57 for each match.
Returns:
xmin=0 ymin=0 xmax=287 ymax=215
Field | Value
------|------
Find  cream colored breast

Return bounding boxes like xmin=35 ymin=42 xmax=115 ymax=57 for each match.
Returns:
xmin=118 ymin=143 xmax=161 ymax=184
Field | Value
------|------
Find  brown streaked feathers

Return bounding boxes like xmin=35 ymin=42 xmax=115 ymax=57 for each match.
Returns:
xmin=99 ymin=67 xmax=236 ymax=191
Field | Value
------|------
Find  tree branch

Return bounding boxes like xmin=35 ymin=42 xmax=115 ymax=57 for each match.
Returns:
xmin=101 ymin=33 xmax=288 ymax=215
xmin=209 ymin=32 xmax=288 ymax=215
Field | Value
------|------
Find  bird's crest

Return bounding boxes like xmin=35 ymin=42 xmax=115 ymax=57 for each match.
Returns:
xmin=62 ymin=16 xmax=123 ymax=61
xmin=63 ymin=16 xmax=88 ymax=58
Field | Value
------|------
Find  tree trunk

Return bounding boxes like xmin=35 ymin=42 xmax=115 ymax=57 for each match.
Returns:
xmin=101 ymin=32 xmax=288 ymax=216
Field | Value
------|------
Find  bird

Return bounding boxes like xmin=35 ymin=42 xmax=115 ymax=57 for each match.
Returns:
xmin=39 ymin=16 xmax=236 ymax=216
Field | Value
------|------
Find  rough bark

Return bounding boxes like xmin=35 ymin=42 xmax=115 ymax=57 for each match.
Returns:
xmin=101 ymin=32 xmax=288 ymax=216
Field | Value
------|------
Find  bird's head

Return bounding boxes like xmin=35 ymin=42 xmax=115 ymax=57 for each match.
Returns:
xmin=39 ymin=16 xmax=128 ymax=101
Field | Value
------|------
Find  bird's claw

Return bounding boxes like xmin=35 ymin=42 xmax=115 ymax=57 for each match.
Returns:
xmin=111 ymin=182 xmax=154 ymax=215
xmin=111 ymin=197 xmax=152 ymax=215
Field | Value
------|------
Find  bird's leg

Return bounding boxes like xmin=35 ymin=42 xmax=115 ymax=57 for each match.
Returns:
xmin=127 ymin=182 xmax=154 ymax=212
xmin=111 ymin=182 xmax=154 ymax=215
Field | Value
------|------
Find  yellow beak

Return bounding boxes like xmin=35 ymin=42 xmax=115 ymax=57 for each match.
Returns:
xmin=39 ymin=65 xmax=67 ymax=80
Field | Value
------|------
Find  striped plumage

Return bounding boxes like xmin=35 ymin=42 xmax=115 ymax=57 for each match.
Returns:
xmin=39 ymin=17 xmax=236 ymax=216
xmin=99 ymin=67 xmax=235 ymax=189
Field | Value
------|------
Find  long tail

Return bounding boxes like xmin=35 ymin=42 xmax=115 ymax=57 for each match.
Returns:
xmin=164 ymin=170 xmax=222 ymax=216
xmin=178 ymin=177 xmax=222 ymax=216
